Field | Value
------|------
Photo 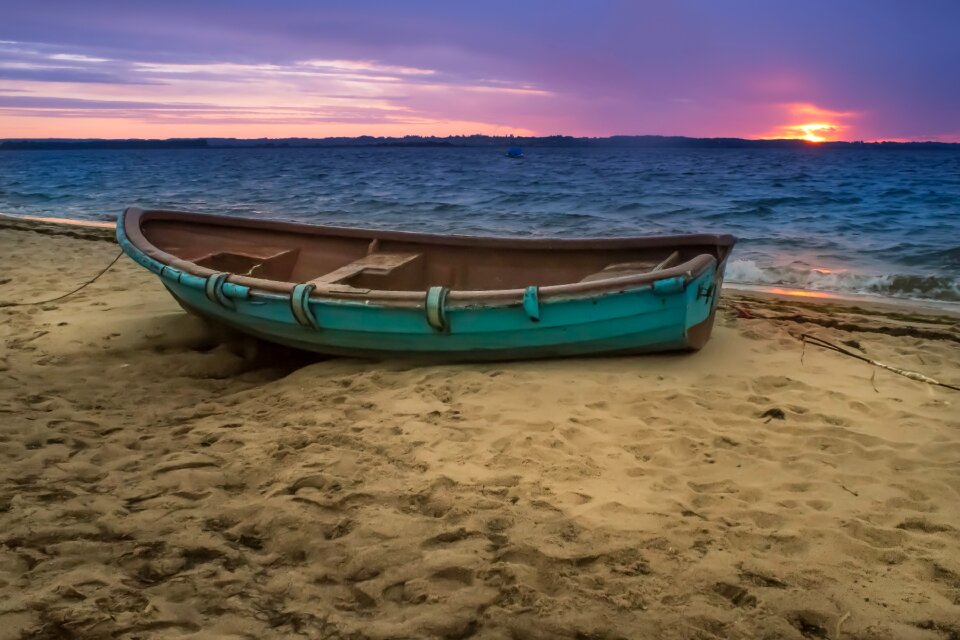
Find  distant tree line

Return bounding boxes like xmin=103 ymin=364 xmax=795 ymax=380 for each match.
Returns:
xmin=0 ymin=139 xmax=210 ymax=150
xmin=1 ymin=135 xmax=955 ymax=150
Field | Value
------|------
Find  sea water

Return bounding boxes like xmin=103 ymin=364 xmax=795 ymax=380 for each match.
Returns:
xmin=1 ymin=146 xmax=958 ymax=303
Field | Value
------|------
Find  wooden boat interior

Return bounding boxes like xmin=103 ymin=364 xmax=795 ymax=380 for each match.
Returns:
xmin=142 ymin=215 xmax=731 ymax=292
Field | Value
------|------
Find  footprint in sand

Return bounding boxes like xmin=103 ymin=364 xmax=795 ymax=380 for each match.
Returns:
xmin=896 ymin=518 xmax=955 ymax=534
xmin=431 ymin=566 xmax=475 ymax=586
xmin=842 ymin=519 xmax=907 ymax=549
xmin=713 ymin=581 xmax=758 ymax=608
xmin=422 ymin=528 xmax=483 ymax=547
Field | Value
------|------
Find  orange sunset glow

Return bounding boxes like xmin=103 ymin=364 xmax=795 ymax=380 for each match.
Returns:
xmin=765 ymin=287 xmax=840 ymax=299
xmin=759 ymin=103 xmax=856 ymax=142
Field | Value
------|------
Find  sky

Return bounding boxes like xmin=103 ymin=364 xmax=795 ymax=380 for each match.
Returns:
xmin=0 ymin=1 xmax=957 ymax=141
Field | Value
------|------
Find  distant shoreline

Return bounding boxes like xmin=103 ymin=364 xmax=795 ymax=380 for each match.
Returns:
xmin=2 ymin=135 xmax=958 ymax=151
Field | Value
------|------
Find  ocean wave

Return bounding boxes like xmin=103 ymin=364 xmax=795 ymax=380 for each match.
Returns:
xmin=732 ymin=196 xmax=808 ymax=207
xmin=880 ymin=187 xmax=913 ymax=197
xmin=428 ymin=202 xmax=468 ymax=213
xmin=900 ymin=245 xmax=960 ymax=269
xmin=725 ymin=259 xmax=960 ymax=302
xmin=7 ymin=191 xmax=57 ymax=202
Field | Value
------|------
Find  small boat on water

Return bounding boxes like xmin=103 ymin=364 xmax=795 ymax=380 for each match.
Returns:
xmin=117 ymin=207 xmax=736 ymax=360
xmin=505 ymin=146 xmax=524 ymax=158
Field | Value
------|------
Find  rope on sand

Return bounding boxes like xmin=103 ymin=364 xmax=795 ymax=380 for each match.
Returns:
xmin=0 ymin=250 xmax=123 ymax=308
xmin=797 ymin=332 xmax=960 ymax=392
xmin=834 ymin=611 xmax=851 ymax=639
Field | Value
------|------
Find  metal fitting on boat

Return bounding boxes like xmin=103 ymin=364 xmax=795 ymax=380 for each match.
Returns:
xmin=652 ymin=276 xmax=686 ymax=295
xmin=523 ymin=286 xmax=541 ymax=321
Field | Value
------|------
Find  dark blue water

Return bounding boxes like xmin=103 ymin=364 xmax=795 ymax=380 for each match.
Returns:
xmin=2 ymin=147 xmax=959 ymax=303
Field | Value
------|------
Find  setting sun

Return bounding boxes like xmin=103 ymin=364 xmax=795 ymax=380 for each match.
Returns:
xmin=758 ymin=103 xmax=855 ymax=141
xmin=763 ymin=120 xmax=842 ymax=142
xmin=797 ymin=123 xmax=835 ymax=142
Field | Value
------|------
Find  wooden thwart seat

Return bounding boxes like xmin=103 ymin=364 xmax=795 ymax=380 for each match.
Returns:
xmin=309 ymin=252 xmax=422 ymax=285
xmin=579 ymin=250 xmax=681 ymax=283
xmin=194 ymin=248 xmax=299 ymax=279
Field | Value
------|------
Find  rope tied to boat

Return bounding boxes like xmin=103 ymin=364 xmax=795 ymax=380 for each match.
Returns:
xmin=0 ymin=250 xmax=123 ymax=308
xmin=425 ymin=286 xmax=450 ymax=332
xmin=290 ymin=283 xmax=321 ymax=330
xmin=203 ymin=271 xmax=236 ymax=310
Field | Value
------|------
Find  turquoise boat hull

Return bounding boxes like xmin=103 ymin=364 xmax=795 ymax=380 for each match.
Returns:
xmin=117 ymin=208 xmax=731 ymax=361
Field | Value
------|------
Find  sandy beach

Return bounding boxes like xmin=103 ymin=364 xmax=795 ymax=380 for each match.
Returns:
xmin=1 ymin=218 xmax=958 ymax=640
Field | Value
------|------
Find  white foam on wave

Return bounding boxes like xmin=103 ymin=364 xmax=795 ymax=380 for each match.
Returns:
xmin=725 ymin=259 xmax=768 ymax=284
xmin=725 ymin=259 xmax=960 ymax=303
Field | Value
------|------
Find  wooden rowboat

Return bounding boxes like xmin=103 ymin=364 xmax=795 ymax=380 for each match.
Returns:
xmin=117 ymin=207 xmax=736 ymax=360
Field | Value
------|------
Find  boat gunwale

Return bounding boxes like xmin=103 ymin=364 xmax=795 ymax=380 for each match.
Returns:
xmin=120 ymin=206 xmax=735 ymax=306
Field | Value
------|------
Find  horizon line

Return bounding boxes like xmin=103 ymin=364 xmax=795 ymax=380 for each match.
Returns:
xmin=2 ymin=134 xmax=958 ymax=145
